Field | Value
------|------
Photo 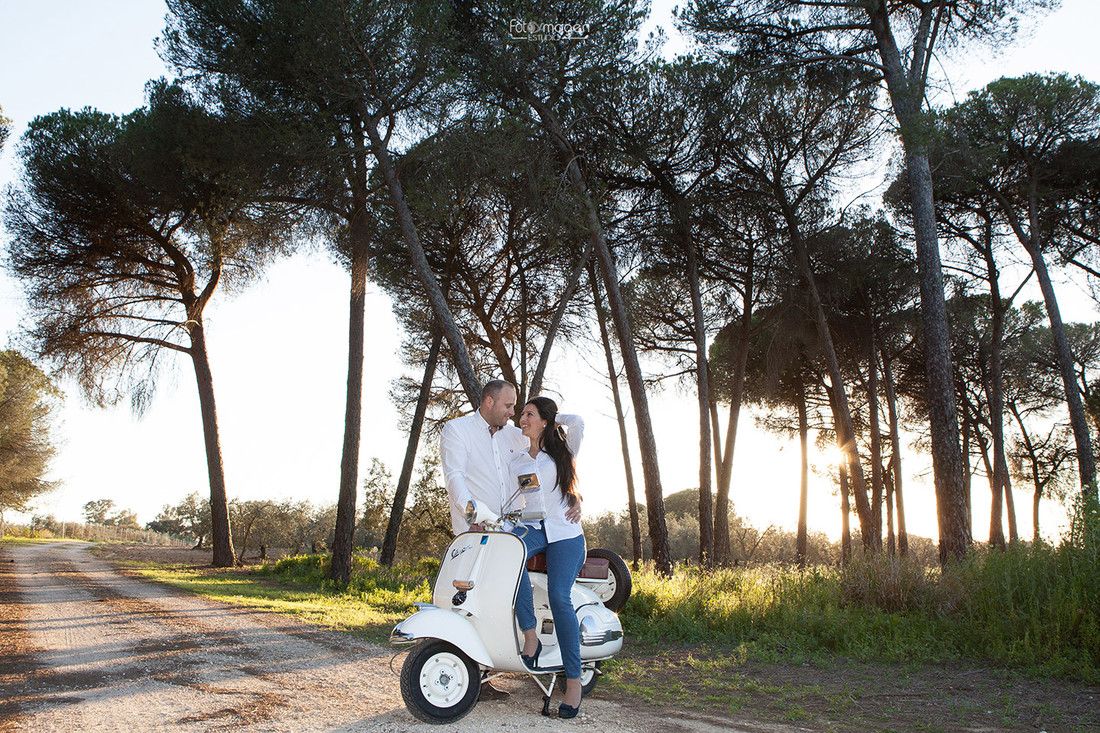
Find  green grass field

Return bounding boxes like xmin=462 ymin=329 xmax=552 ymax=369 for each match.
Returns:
xmin=117 ymin=527 xmax=1099 ymax=683
xmin=96 ymin=508 xmax=1100 ymax=731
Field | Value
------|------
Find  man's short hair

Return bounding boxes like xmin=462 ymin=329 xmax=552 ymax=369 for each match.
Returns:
xmin=481 ymin=379 xmax=516 ymax=404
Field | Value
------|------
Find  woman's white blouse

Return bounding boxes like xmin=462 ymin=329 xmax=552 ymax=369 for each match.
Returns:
xmin=509 ymin=414 xmax=584 ymax=543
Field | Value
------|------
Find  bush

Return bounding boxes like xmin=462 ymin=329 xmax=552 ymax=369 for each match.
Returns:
xmin=839 ymin=554 xmax=938 ymax=613
xmin=260 ymin=552 xmax=432 ymax=610
xmin=616 ymin=536 xmax=1099 ymax=680
xmin=240 ymin=500 xmax=1100 ymax=683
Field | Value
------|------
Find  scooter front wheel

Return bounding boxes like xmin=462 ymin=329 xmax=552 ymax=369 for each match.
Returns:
xmin=400 ymin=639 xmax=480 ymax=724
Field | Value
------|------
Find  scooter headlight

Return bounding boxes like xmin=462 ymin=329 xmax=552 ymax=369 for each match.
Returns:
xmin=464 ymin=500 xmax=499 ymax=527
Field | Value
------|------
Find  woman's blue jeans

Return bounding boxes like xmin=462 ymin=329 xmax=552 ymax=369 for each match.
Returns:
xmin=512 ymin=523 xmax=586 ymax=679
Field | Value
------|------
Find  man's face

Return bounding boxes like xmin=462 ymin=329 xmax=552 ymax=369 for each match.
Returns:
xmin=482 ymin=385 xmax=517 ymax=428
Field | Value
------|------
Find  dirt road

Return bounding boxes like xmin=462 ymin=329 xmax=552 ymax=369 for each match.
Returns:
xmin=0 ymin=542 xmax=772 ymax=733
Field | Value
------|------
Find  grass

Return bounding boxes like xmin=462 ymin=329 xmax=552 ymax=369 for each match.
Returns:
xmin=0 ymin=536 xmax=89 ymax=546
xmin=118 ymin=554 xmax=432 ymax=642
xmin=117 ymin=522 xmax=1099 ymax=680
xmin=617 ymin=543 xmax=1099 ymax=681
xmin=99 ymin=502 xmax=1100 ymax=730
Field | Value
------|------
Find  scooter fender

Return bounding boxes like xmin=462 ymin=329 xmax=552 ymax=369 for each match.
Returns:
xmin=391 ymin=606 xmax=493 ymax=667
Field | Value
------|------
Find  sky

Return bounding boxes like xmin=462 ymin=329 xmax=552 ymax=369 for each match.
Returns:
xmin=1 ymin=0 xmax=1098 ymax=545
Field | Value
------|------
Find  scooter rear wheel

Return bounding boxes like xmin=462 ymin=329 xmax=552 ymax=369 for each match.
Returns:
xmin=557 ymin=660 xmax=602 ymax=697
xmin=586 ymin=548 xmax=632 ymax=612
xmin=579 ymin=660 xmax=602 ymax=696
xmin=400 ymin=639 xmax=480 ymax=723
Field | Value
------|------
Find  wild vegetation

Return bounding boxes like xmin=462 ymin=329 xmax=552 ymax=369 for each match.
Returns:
xmin=110 ymin=496 xmax=1097 ymax=687
xmin=2 ymin=517 xmax=187 ymax=545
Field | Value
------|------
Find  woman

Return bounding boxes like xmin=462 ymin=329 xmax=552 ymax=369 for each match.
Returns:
xmin=510 ymin=396 xmax=586 ymax=719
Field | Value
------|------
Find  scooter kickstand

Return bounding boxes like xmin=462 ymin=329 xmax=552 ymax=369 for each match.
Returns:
xmin=541 ymin=695 xmax=552 ymax=717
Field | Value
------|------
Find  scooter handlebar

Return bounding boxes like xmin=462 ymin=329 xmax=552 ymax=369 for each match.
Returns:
xmin=464 ymin=500 xmax=545 ymax=530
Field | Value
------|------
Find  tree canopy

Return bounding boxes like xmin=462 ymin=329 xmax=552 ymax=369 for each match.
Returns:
xmin=0 ymin=350 xmax=60 ymax=533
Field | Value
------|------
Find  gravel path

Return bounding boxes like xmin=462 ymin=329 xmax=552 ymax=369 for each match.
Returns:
xmin=0 ymin=542 xmax=775 ymax=733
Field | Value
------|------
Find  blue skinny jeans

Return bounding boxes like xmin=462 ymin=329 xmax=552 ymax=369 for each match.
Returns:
xmin=512 ymin=523 xmax=586 ymax=679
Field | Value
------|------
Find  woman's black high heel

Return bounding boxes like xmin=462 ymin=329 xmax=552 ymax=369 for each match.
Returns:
xmin=558 ymin=702 xmax=580 ymax=719
xmin=520 ymin=639 xmax=543 ymax=670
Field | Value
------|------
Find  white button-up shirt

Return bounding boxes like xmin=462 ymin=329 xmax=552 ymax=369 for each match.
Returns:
xmin=508 ymin=414 xmax=584 ymax=543
xmin=440 ymin=410 xmax=527 ymax=535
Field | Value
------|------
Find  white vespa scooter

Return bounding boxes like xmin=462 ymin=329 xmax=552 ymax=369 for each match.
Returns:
xmin=390 ymin=493 xmax=630 ymax=723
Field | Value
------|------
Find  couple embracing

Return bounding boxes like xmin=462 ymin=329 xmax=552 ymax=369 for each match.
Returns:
xmin=439 ymin=379 xmax=587 ymax=719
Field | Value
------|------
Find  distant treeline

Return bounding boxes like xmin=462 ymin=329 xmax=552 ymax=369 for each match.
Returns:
xmin=4 ymin=516 xmax=188 ymax=546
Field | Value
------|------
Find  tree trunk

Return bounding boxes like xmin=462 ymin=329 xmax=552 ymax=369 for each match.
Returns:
xmin=592 ymin=265 xmax=643 ymax=569
xmin=188 ymin=323 xmax=236 ymax=568
xmin=529 ymin=96 xmax=671 ymax=574
xmin=982 ymin=231 xmax=1017 ymax=544
xmin=362 ymin=113 xmax=481 ymax=407
xmin=1004 ymin=480 xmax=1018 ymax=543
xmin=976 ymin=426 xmax=1006 ymax=549
xmin=709 ymin=395 xmax=723 ymax=489
xmin=961 ymin=417 xmax=973 ymax=529
xmin=714 ymin=258 xmax=755 ymax=566
xmin=865 ymin=4 xmax=969 ymax=563
xmin=1009 ymin=401 xmax=1045 ymax=543
xmin=380 ymin=328 xmax=442 ymax=565
xmin=909 ymin=150 xmax=971 ymax=563
xmin=867 ymin=328 xmax=884 ymax=551
xmin=840 ymin=457 xmax=851 ymax=564
xmin=882 ymin=354 xmax=908 ymax=556
xmin=798 ymin=249 xmax=873 ymax=549
xmin=330 ymin=207 xmax=370 ymax=584
xmin=886 ymin=461 xmax=896 ymax=556
xmin=796 ymin=379 xmax=809 ymax=569
xmin=676 ymin=204 xmax=713 ymax=566
xmin=1022 ymin=234 xmax=1097 ymax=499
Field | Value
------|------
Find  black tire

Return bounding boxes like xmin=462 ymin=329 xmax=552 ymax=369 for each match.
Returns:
xmin=399 ymin=639 xmax=480 ymax=724
xmin=558 ymin=660 xmax=602 ymax=697
xmin=586 ymin=547 xmax=632 ymax=612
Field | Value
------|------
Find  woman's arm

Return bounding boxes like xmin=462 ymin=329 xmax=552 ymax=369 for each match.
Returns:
xmin=556 ymin=414 xmax=585 ymax=457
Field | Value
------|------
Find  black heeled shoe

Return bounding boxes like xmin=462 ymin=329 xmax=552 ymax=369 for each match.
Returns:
xmin=520 ymin=639 xmax=543 ymax=670
xmin=558 ymin=702 xmax=580 ymax=719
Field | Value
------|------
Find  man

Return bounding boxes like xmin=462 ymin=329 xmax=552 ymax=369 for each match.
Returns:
xmin=439 ymin=379 xmax=524 ymax=701
xmin=440 ymin=379 xmax=526 ymax=534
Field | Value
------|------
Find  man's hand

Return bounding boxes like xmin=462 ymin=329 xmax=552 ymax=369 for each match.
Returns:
xmin=565 ymin=496 xmax=582 ymax=524
xmin=469 ymin=523 xmax=485 ymax=532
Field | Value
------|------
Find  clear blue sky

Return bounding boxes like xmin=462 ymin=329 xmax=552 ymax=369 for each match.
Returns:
xmin=1 ymin=0 xmax=1097 ymax=543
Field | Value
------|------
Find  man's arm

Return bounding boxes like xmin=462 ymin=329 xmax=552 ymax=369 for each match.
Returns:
xmin=440 ymin=420 xmax=475 ymax=529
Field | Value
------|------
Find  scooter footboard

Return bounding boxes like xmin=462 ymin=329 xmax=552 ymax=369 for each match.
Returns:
xmin=390 ymin=606 xmax=493 ymax=667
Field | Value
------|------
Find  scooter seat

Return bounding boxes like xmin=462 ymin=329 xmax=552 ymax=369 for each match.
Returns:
xmin=524 ymin=553 xmax=610 ymax=579
xmin=525 ymin=553 xmax=548 ymax=572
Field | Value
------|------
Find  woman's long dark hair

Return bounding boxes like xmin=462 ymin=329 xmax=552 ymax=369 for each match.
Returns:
xmin=527 ymin=396 xmax=579 ymax=507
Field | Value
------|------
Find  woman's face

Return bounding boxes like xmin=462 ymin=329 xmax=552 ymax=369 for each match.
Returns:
xmin=519 ymin=403 xmax=547 ymax=442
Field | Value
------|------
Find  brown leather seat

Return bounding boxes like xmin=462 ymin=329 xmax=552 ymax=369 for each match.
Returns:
xmin=524 ymin=553 xmax=609 ymax=579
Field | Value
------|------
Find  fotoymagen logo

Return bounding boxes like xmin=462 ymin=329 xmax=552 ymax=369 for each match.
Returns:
xmin=508 ymin=18 xmax=592 ymax=41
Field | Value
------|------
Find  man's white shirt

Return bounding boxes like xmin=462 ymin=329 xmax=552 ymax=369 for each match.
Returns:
xmin=440 ymin=410 xmax=527 ymax=535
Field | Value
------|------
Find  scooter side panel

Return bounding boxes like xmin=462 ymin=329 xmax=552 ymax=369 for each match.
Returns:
xmin=527 ymin=574 xmax=624 ymax=663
